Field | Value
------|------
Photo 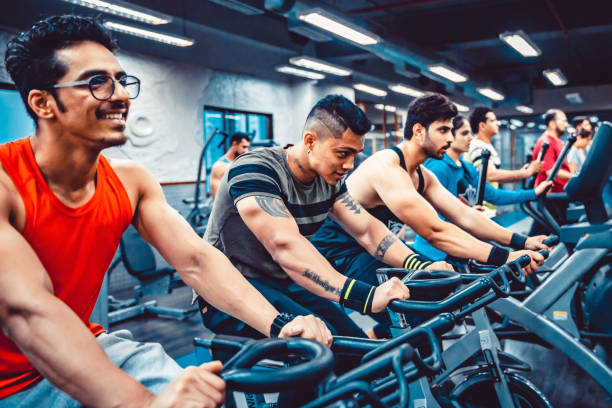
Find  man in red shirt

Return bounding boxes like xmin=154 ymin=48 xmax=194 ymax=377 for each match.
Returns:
xmin=0 ymin=15 xmax=331 ymax=408
xmin=533 ymin=109 xmax=571 ymax=192
xmin=532 ymin=109 xmax=571 ymax=227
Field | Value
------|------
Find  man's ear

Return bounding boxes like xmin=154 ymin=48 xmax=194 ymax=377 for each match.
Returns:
xmin=303 ymin=130 xmax=319 ymax=151
xmin=412 ymin=123 xmax=425 ymax=141
xmin=28 ymin=89 xmax=55 ymax=120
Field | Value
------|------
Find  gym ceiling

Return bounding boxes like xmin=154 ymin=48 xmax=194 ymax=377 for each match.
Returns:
xmin=2 ymin=0 xmax=611 ymax=119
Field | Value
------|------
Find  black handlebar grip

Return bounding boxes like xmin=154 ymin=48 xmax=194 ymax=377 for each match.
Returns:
xmin=546 ymin=134 xmax=577 ymax=183
xmin=543 ymin=235 xmax=559 ymax=246
xmin=537 ymin=141 xmax=550 ymax=161
xmin=476 ymin=149 xmax=491 ymax=206
xmin=516 ymin=254 xmax=532 ymax=267
xmin=538 ymin=249 xmax=549 ymax=258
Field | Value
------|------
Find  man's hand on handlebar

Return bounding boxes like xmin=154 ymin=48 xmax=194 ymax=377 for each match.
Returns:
xmin=148 ymin=361 xmax=225 ymax=408
xmin=524 ymin=235 xmax=552 ymax=251
xmin=371 ymin=277 xmax=410 ymax=313
xmin=425 ymin=261 xmax=454 ymax=271
xmin=523 ymin=160 xmax=543 ymax=177
xmin=278 ymin=315 xmax=333 ymax=347
xmin=534 ymin=180 xmax=553 ymax=196
xmin=507 ymin=250 xmax=545 ymax=275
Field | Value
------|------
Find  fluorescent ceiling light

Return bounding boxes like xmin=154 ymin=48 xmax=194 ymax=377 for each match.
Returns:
xmin=538 ymin=124 xmax=546 ymax=130
xmin=289 ymin=56 xmax=351 ymax=76
xmin=388 ymin=83 xmax=424 ymax=97
xmin=499 ymin=30 xmax=541 ymax=57
xmin=565 ymin=92 xmax=583 ymax=104
xmin=527 ymin=122 xmax=535 ymax=128
xmin=428 ymin=64 xmax=468 ymax=83
xmin=103 ymin=21 xmax=194 ymax=47
xmin=510 ymin=119 xmax=524 ymax=127
xmin=298 ymin=8 xmax=379 ymax=45
xmin=510 ymin=125 xmax=517 ymax=130
xmin=516 ymin=105 xmax=534 ymax=114
xmin=477 ymin=87 xmax=505 ymax=101
xmin=61 ymin=0 xmax=171 ymax=25
xmin=374 ymin=104 xmax=397 ymax=112
xmin=454 ymin=102 xmax=469 ymax=112
xmin=590 ymin=116 xmax=599 ymax=123
xmin=543 ymin=68 xmax=567 ymax=86
xmin=354 ymin=83 xmax=387 ymax=97
xmin=275 ymin=65 xmax=325 ymax=80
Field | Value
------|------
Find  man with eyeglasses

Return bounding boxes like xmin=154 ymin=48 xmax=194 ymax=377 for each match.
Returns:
xmin=0 ymin=15 xmax=331 ymax=408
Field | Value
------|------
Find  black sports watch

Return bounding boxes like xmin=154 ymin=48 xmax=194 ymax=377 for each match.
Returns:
xmin=269 ymin=313 xmax=296 ymax=338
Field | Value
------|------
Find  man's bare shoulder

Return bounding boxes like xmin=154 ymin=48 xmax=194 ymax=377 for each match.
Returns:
xmin=0 ymin=163 xmax=23 ymax=226
xmin=210 ymin=160 xmax=229 ymax=175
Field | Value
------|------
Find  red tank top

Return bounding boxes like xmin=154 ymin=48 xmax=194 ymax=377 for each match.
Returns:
xmin=0 ymin=138 xmax=133 ymax=398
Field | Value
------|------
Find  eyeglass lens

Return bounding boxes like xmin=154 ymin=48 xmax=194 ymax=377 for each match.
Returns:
xmin=90 ymin=75 xmax=140 ymax=100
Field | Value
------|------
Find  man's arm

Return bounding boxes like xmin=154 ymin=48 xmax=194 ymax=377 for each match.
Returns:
xmin=480 ymin=160 xmax=542 ymax=184
xmin=422 ymin=170 xmax=547 ymax=264
xmin=0 ymin=193 xmax=224 ymax=407
xmin=371 ymin=164 xmax=495 ymax=263
xmin=330 ymin=193 xmax=434 ymax=269
xmin=210 ymin=162 xmax=228 ymax=198
xmin=129 ymin=164 xmax=330 ymax=342
xmin=235 ymin=195 xmax=409 ymax=313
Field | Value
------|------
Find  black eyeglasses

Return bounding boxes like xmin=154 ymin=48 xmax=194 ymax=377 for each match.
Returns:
xmin=51 ymin=74 xmax=140 ymax=101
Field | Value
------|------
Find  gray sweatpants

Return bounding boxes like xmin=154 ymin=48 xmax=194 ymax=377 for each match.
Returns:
xmin=0 ymin=330 xmax=183 ymax=408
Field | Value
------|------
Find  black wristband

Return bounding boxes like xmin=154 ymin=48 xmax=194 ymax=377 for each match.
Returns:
xmin=403 ymin=253 xmax=432 ymax=270
xmin=269 ymin=313 xmax=296 ymax=338
xmin=339 ymin=279 xmax=376 ymax=315
xmin=510 ymin=233 xmax=528 ymax=249
xmin=487 ymin=246 xmax=510 ymax=266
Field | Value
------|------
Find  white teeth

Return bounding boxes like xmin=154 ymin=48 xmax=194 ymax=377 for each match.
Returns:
xmin=102 ymin=113 xmax=123 ymax=120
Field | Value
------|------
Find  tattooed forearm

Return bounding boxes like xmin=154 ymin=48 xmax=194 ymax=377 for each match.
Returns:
xmin=374 ymin=233 xmax=399 ymax=261
xmin=303 ymin=269 xmax=342 ymax=296
xmin=255 ymin=196 xmax=291 ymax=218
xmin=340 ymin=194 xmax=362 ymax=215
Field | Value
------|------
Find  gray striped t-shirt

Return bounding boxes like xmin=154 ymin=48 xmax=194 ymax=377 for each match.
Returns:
xmin=204 ymin=146 xmax=348 ymax=280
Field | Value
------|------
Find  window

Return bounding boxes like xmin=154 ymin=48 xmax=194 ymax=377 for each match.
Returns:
xmin=0 ymin=84 xmax=35 ymax=144
xmin=202 ymin=106 xmax=272 ymax=190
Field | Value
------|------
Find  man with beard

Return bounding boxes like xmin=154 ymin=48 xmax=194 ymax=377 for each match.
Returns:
xmin=0 ymin=15 xmax=330 ymax=408
xmin=210 ymin=132 xmax=250 ymax=197
xmin=311 ymin=94 xmax=547 ymax=336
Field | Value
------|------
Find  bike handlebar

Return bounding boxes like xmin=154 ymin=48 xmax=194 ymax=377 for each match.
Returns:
xmin=221 ymin=338 xmax=334 ymax=393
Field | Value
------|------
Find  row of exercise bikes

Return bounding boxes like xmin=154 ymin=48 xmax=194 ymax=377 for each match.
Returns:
xmin=188 ymin=122 xmax=612 ymax=407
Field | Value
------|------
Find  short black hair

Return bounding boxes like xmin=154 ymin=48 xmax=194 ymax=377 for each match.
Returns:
xmin=544 ymin=109 xmax=562 ymax=127
xmin=4 ymin=15 xmax=118 ymax=122
xmin=404 ymin=93 xmax=457 ymax=140
xmin=451 ymin=115 xmax=467 ymax=136
xmin=304 ymin=94 xmax=372 ymax=138
xmin=469 ymin=106 xmax=493 ymax=134
xmin=571 ymin=115 xmax=590 ymax=129
xmin=230 ymin=132 xmax=250 ymax=144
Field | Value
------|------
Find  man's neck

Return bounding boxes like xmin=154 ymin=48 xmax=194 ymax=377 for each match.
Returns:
xmin=30 ymin=127 xmax=101 ymax=194
xmin=475 ymin=132 xmax=493 ymax=144
xmin=286 ymin=144 xmax=316 ymax=184
xmin=225 ymin=149 xmax=237 ymax=161
xmin=400 ymin=140 xmax=427 ymax=172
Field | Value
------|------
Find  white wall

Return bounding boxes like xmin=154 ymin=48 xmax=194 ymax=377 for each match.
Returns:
xmin=0 ymin=31 xmax=355 ymax=183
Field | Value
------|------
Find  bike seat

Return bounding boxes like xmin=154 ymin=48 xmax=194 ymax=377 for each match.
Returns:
xmin=376 ymin=268 xmax=461 ymax=301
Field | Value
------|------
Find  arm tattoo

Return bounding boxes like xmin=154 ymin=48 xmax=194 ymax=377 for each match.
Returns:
xmin=303 ymin=269 xmax=342 ymax=296
xmin=255 ymin=196 xmax=291 ymax=218
xmin=340 ymin=194 xmax=362 ymax=215
xmin=374 ymin=233 xmax=399 ymax=261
